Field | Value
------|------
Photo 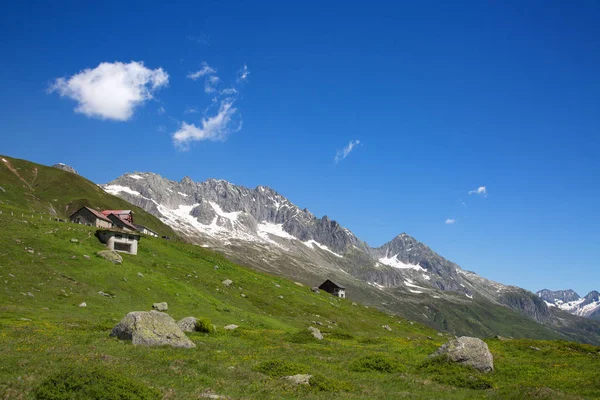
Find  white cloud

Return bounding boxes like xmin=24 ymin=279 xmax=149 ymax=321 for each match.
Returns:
xmin=468 ymin=186 xmax=487 ymax=197
xmin=334 ymin=140 xmax=360 ymax=163
xmin=237 ymin=64 xmax=250 ymax=82
xmin=204 ymin=75 xmax=220 ymax=93
xmin=49 ymin=61 xmax=168 ymax=121
xmin=187 ymin=62 xmax=216 ymax=80
xmin=184 ymin=106 xmax=199 ymax=114
xmin=220 ymin=87 xmax=238 ymax=95
xmin=172 ymin=99 xmax=241 ymax=149
xmin=158 ymin=106 xmax=165 ymax=115
xmin=445 ymin=218 xmax=456 ymax=225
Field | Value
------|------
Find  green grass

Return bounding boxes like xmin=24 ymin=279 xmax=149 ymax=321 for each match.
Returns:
xmin=0 ymin=211 xmax=599 ymax=399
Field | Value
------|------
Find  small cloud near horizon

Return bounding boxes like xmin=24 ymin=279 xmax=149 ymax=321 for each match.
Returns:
xmin=49 ymin=61 xmax=168 ymax=121
xmin=187 ymin=62 xmax=216 ymax=80
xmin=445 ymin=218 xmax=456 ymax=225
xmin=334 ymin=140 xmax=360 ymax=164
xmin=468 ymin=186 xmax=487 ymax=197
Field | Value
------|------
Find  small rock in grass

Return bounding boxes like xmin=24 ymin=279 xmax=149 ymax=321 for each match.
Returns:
xmin=213 ymin=265 xmax=219 ymax=270
xmin=70 ymin=255 xmax=77 ymax=259
xmin=224 ymin=324 xmax=238 ymax=330
xmin=70 ymin=238 xmax=78 ymax=243
xmin=311 ymin=287 xmax=320 ymax=293
xmin=530 ymin=346 xmax=541 ymax=351
xmin=222 ymin=279 xmax=233 ymax=287
xmin=240 ymin=293 xmax=247 ymax=298
xmin=178 ymin=317 xmax=198 ymax=332
xmin=79 ymin=302 xmax=87 ymax=307
xmin=83 ymin=255 xmax=90 ymax=260
xmin=283 ymin=374 xmax=312 ymax=385
xmin=382 ymin=324 xmax=392 ymax=332
xmin=294 ymin=282 xmax=304 ymax=287
xmin=308 ymin=326 xmax=323 ymax=340
xmin=152 ymin=302 xmax=168 ymax=311
xmin=137 ymin=272 xmax=144 ymax=278
xmin=96 ymin=250 xmax=122 ymax=265
xmin=278 ymin=295 xmax=284 ymax=299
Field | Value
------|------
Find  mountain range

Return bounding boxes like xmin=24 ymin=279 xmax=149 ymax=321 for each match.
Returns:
xmin=537 ymin=289 xmax=600 ymax=320
xmin=103 ymin=171 xmax=600 ymax=345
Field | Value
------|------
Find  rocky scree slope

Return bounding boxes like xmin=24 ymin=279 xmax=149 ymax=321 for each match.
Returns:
xmin=104 ymin=172 xmax=600 ymax=344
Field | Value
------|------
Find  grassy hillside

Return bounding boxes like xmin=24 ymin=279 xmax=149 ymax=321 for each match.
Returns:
xmin=1 ymin=210 xmax=599 ymax=399
xmin=0 ymin=154 xmax=176 ymax=238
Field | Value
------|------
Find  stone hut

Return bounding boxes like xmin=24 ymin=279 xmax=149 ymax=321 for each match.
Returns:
xmin=319 ymin=279 xmax=346 ymax=298
xmin=70 ymin=206 xmax=113 ymax=229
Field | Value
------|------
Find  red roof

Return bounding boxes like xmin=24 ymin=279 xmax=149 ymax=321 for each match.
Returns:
xmin=101 ymin=210 xmax=132 ymax=216
xmin=106 ymin=213 xmax=138 ymax=231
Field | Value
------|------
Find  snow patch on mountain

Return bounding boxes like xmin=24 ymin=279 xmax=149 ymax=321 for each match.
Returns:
xmin=104 ymin=185 xmax=142 ymax=197
xmin=303 ymin=240 xmax=343 ymax=258
xmin=379 ymin=254 xmax=426 ymax=271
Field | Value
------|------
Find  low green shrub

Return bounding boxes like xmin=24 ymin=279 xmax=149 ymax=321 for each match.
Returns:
xmin=419 ymin=356 xmax=495 ymax=390
xmin=195 ymin=318 xmax=214 ymax=333
xmin=34 ymin=367 xmax=161 ymax=399
xmin=309 ymin=374 xmax=352 ymax=392
xmin=349 ymin=354 xmax=403 ymax=373
xmin=253 ymin=360 xmax=308 ymax=377
xmin=329 ymin=331 xmax=354 ymax=340
xmin=286 ymin=329 xmax=320 ymax=344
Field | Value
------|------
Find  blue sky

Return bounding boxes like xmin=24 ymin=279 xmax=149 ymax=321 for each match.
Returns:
xmin=1 ymin=1 xmax=598 ymax=295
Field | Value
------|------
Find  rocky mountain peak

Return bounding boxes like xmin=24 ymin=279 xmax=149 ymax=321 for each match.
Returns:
xmin=537 ymin=289 xmax=581 ymax=303
xmin=52 ymin=163 xmax=78 ymax=174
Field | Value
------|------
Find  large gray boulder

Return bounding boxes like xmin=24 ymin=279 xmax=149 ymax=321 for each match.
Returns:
xmin=96 ymin=250 xmax=122 ymax=265
xmin=110 ymin=311 xmax=195 ymax=348
xmin=430 ymin=336 xmax=493 ymax=372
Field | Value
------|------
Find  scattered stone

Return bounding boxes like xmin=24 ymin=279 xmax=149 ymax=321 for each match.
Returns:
xmin=79 ymin=302 xmax=87 ymax=307
xmin=137 ymin=272 xmax=144 ymax=278
xmin=123 ymin=277 xmax=128 ymax=282
xmin=427 ymin=336 xmax=433 ymax=340
xmin=199 ymin=389 xmax=231 ymax=399
xmin=83 ymin=255 xmax=90 ymax=260
xmin=352 ymin=302 xmax=357 ymax=306
xmin=96 ymin=250 xmax=122 ymax=265
xmin=224 ymin=324 xmax=239 ymax=330
xmin=70 ymin=238 xmax=78 ymax=243
xmin=8 ymin=274 xmax=15 ymax=278
xmin=495 ymin=335 xmax=509 ymax=341
xmin=70 ymin=255 xmax=77 ymax=259
xmin=283 ymin=374 xmax=312 ymax=385
xmin=26 ymin=248 xmax=34 ymax=254
xmin=530 ymin=346 xmax=541 ymax=351
xmin=110 ymin=310 xmax=195 ymax=348
xmin=277 ymin=295 xmax=284 ymax=299
xmin=240 ymin=293 xmax=247 ymax=298
xmin=27 ymin=292 xmax=34 ymax=297
xmin=222 ymin=279 xmax=233 ymax=287
xmin=409 ymin=321 xmax=414 ymax=325
xmin=274 ymin=283 xmax=281 ymax=288
xmin=294 ymin=282 xmax=304 ymax=287
xmin=438 ymin=333 xmax=444 ymax=337
xmin=308 ymin=326 xmax=323 ymax=340
xmin=19 ymin=318 xmax=32 ymax=321
xmin=178 ymin=317 xmax=198 ymax=332
xmin=431 ymin=336 xmax=494 ymax=372
xmin=311 ymin=287 xmax=320 ymax=293
xmin=382 ymin=324 xmax=392 ymax=332
xmin=213 ymin=265 xmax=219 ymax=270
xmin=152 ymin=302 xmax=168 ymax=311
xmin=97 ymin=291 xmax=114 ymax=298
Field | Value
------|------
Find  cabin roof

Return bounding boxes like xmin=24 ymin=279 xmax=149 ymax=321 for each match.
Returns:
xmin=101 ymin=210 xmax=133 ymax=216
xmin=72 ymin=206 xmax=112 ymax=223
xmin=106 ymin=213 xmax=138 ymax=231
xmin=320 ymin=279 xmax=345 ymax=289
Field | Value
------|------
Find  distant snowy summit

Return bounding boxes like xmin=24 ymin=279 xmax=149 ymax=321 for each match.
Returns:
xmin=52 ymin=163 xmax=78 ymax=175
xmin=537 ymin=289 xmax=600 ymax=320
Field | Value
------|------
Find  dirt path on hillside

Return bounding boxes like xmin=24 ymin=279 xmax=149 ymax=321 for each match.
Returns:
xmin=1 ymin=157 xmax=33 ymax=190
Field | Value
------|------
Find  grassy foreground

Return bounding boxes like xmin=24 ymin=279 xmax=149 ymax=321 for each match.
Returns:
xmin=0 ymin=211 xmax=599 ymax=399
